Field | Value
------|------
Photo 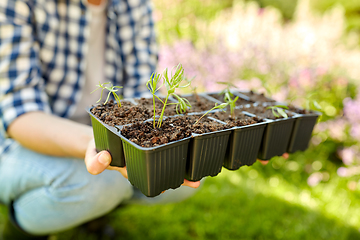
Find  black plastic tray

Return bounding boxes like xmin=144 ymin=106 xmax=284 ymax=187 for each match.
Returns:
xmin=121 ymin=133 xmax=190 ymax=197
xmin=88 ymin=108 xmax=126 ymax=167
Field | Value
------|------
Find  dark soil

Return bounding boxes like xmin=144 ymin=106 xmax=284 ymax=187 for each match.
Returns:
xmin=121 ymin=115 xmax=229 ymax=148
xmin=181 ymin=94 xmax=217 ymax=113
xmin=168 ymin=115 xmax=229 ymax=134
xmin=121 ymin=121 xmax=191 ymax=148
xmin=134 ymin=97 xmax=178 ymax=116
xmin=242 ymin=104 xmax=294 ymax=120
xmin=207 ymin=93 xmax=253 ymax=106
xmin=239 ymin=90 xmax=276 ymax=103
xmin=90 ymin=100 xmax=151 ymax=126
xmin=209 ymin=110 xmax=264 ymax=128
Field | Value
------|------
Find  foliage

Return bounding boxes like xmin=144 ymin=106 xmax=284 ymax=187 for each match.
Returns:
xmin=194 ymin=102 xmax=228 ymax=125
xmin=170 ymin=93 xmax=192 ymax=115
xmin=146 ymin=73 xmax=163 ymax=128
xmin=217 ymin=81 xmax=237 ymax=98
xmin=154 ymin=0 xmax=360 ymax=45
xmin=153 ymin=0 xmax=234 ymax=44
xmin=249 ymin=0 xmax=298 ymax=20
xmin=266 ymin=105 xmax=289 ymax=119
xmin=224 ymin=94 xmax=239 ymax=118
xmin=310 ymin=0 xmax=360 ymax=34
xmin=216 ymin=81 xmax=240 ymax=117
xmin=146 ymin=64 xmax=191 ymax=128
xmin=91 ymin=82 xmax=123 ymax=107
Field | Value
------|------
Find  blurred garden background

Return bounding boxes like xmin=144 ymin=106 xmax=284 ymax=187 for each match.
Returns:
xmin=2 ymin=0 xmax=360 ymax=239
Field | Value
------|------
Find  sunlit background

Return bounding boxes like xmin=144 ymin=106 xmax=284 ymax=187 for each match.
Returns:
xmin=1 ymin=0 xmax=360 ymax=239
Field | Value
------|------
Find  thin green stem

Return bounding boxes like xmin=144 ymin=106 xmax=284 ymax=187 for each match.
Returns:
xmin=194 ymin=103 xmax=228 ymax=125
xmin=157 ymin=95 xmax=169 ymax=128
xmin=152 ymin=94 xmax=156 ymax=129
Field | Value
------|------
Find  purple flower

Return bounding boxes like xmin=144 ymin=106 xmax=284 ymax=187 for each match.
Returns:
xmin=338 ymin=147 xmax=356 ymax=165
xmin=337 ymin=167 xmax=349 ymax=177
xmin=350 ymin=124 xmax=360 ymax=141
xmin=343 ymin=96 xmax=360 ymax=124
xmin=307 ymin=172 xmax=323 ymax=186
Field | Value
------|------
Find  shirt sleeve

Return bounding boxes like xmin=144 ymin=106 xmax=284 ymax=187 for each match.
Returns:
xmin=0 ymin=0 xmax=51 ymax=137
xmin=116 ymin=0 xmax=158 ymax=98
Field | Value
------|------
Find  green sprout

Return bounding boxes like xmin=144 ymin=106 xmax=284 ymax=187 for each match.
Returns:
xmin=217 ymin=81 xmax=237 ymax=100
xmin=266 ymin=105 xmax=289 ymax=119
xmin=146 ymin=72 xmax=163 ymax=128
xmin=147 ymin=64 xmax=191 ymax=128
xmin=194 ymin=102 xmax=229 ymax=125
xmin=91 ymin=82 xmax=123 ymax=107
xmin=171 ymin=93 xmax=192 ymax=114
xmin=224 ymin=93 xmax=239 ymax=118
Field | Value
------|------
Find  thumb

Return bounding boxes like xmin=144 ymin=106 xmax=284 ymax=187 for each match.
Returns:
xmin=85 ymin=149 xmax=112 ymax=175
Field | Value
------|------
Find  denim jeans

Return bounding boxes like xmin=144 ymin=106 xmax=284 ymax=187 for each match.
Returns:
xmin=0 ymin=142 xmax=199 ymax=235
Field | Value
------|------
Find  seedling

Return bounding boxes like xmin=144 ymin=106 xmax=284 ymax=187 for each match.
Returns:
xmin=91 ymin=82 xmax=123 ymax=107
xmin=266 ymin=105 xmax=289 ymax=119
xmin=146 ymin=72 xmax=163 ymax=128
xmin=170 ymin=93 xmax=192 ymax=114
xmin=224 ymin=94 xmax=239 ymax=118
xmin=147 ymin=64 xmax=191 ymax=128
xmin=217 ymin=81 xmax=237 ymax=101
xmin=194 ymin=102 xmax=229 ymax=125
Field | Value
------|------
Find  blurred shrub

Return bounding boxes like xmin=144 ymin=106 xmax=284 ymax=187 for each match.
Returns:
xmin=310 ymin=0 xmax=360 ymax=34
xmin=248 ymin=0 xmax=298 ymax=20
xmin=154 ymin=0 xmax=360 ymax=45
xmin=153 ymin=0 xmax=233 ymax=43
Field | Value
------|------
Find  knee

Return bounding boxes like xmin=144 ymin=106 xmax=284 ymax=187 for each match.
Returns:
xmin=15 ymin=169 xmax=133 ymax=235
xmin=80 ymin=170 xmax=134 ymax=212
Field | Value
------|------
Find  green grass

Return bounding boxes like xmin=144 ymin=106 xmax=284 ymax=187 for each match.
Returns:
xmin=2 ymin=147 xmax=354 ymax=239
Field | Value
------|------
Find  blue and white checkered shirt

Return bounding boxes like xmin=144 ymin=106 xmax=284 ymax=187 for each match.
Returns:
xmin=0 ymin=0 xmax=158 ymax=154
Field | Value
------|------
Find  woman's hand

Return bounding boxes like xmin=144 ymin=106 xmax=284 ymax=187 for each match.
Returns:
xmin=182 ymin=179 xmax=201 ymax=188
xmin=257 ymin=153 xmax=289 ymax=165
xmin=84 ymin=139 xmax=128 ymax=178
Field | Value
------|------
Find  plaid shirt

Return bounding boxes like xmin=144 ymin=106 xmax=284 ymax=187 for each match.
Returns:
xmin=0 ymin=0 xmax=158 ymax=154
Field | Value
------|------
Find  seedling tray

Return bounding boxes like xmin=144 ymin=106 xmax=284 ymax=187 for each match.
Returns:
xmin=121 ymin=131 xmax=190 ymax=197
xmin=258 ymin=117 xmax=296 ymax=160
xmin=186 ymin=127 xmax=231 ymax=181
xmin=234 ymin=90 xmax=276 ymax=103
xmin=205 ymin=91 xmax=254 ymax=107
xmin=87 ymin=89 xmax=320 ymax=197
xmin=288 ymin=110 xmax=321 ymax=153
xmin=240 ymin=104 xmax=299 ymax=160
xmin=88 ymin=108 xmax=125 ymax=167
xmin=222 ymin=117 xmax=267 ymax=170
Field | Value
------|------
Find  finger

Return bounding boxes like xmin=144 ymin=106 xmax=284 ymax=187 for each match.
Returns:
xmin=182 ymin=179 xmax=201 ymax=188
xmin=86 ymin=151 xmax=112 ymax=175
xmin=107 ymin=166 xmax=128 ymax=179
xmin=257 ymin=159 xmax=269 ymax=165
xmin=282 ymin=152 xmax=289 ymax=159
xmin=85 ymin=140 xmax=112 ymax=175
